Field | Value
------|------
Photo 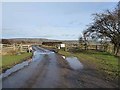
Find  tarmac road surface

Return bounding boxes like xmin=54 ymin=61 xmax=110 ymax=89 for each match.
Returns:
xmin=2 ymin=46 xmax=117 ymax=88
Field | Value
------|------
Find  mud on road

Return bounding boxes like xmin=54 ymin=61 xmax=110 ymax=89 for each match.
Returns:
xmin=2 ymin=46 xmax=118 ymax=88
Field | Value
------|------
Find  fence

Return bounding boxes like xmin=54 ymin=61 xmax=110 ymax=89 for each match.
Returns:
xmin=1 ymin=44 xmax=32 ymax=55
xmin=66 ymin=43 xmax=120 ymax=56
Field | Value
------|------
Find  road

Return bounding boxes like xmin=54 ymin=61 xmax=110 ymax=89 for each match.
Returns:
xmin=2 ymin=46 xmax=117 ymax=88
xmin=2 ymin=46 xmax=82 ymax=88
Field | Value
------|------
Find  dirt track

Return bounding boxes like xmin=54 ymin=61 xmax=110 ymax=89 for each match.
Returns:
xmin=2 ymin=46 xmax=118 ymax=88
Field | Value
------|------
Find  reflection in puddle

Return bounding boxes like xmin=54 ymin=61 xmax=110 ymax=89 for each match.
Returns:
xmin=32 ymin=51 xmax=54 ymax=62
xmin=33 ymin=51 xmax=54 ymax=56
xmin=65 ymin=57 xmax=83 ymax=70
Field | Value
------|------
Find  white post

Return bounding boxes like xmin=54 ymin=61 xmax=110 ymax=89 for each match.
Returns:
xmin=28 ymin=45 xmax=30 ymax=53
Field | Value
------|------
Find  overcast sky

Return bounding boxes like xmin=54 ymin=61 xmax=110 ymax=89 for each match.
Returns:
xmin=2 ymin=2 xmax=117 ymax=40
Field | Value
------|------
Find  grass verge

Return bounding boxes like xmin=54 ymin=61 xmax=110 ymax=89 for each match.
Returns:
xmin=0 ymin=52 xmax=32 ymax=73
xmin=58 ymin=49 xmax=119 ymax=83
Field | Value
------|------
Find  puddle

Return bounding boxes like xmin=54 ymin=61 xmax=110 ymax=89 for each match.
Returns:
xmin=0 ymin=60 xmax=31 ymax=79
xmin=32 ymin=51 xmax=54 ymax=62
xmin=32 ymin=51 xmax=44 ymax=62
xmin=33 ymin=50 xmax=54 ymax=56
xmin=37 ymin=51 xmax=54 ymax=55
xmin=65 ymin=57 xmax=83 ymax=70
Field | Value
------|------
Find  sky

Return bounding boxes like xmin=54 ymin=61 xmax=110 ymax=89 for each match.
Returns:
xmin=2 ymin=2 xmax=118 ymax=40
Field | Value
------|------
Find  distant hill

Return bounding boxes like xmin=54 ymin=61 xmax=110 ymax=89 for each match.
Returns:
xmin=61 ymin=40 xmax=79 ymax=44
xmin=1 ymin=38 xmax=78 ymax=44
xmin=2 ymin=38 xmax=104 ymax=45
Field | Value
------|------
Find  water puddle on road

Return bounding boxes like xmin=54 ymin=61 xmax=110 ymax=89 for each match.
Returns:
xmin=33 ymin=50 xmax=54 ymax=56
xmin=64 ymin=56 xmax=83 ymax=70
xmin=32 ymin=51 xmax=54 ymax=61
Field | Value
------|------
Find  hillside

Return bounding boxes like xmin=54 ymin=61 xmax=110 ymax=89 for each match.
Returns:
xmin=1 ymin=38 xmax=78 ymax=44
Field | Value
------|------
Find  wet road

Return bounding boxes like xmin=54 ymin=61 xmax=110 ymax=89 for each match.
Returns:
xmin=2 ymin=46 xmax=82 ymax=88
xmin=2 ymin=46 xmax=116 ymax=88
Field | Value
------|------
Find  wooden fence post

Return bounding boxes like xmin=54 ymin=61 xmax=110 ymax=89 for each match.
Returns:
xmin=13 ymin=43 xmax=16 ymax=51
xmin=20 ymin=43 xmax=23 ymax=52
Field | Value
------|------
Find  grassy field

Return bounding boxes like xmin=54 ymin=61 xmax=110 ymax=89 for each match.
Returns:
xmin=58 ymin=49 xmax=119 ymax=82
xmin=0 ymin=52 xmax=32 ymax=73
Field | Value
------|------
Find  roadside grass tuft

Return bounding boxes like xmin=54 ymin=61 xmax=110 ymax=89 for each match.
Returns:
xmin=0 ymin=52 xmax=32 ymax=73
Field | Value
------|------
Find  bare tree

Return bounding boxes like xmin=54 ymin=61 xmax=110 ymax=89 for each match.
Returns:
xmin=83 ymin=2 xmax=120 ymax=55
